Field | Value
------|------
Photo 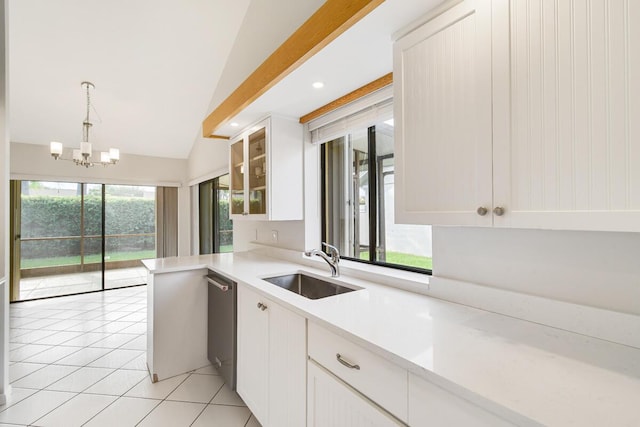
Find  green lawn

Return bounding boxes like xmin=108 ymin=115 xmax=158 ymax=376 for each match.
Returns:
xmin=359 ymin=251 xmax=432 ymax=270
xmin=21 ymin=250 xmax=157 ymax=269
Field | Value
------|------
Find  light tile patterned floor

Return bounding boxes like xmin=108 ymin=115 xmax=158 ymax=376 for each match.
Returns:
xmin=1 ymin=286 xmax=260 ymax=427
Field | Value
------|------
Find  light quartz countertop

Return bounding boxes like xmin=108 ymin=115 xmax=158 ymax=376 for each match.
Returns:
xmin=143 ymin=252 xmax=640 ymax=426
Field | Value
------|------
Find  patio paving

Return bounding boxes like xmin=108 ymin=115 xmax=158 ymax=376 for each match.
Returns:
xmin=17 ymin=267 xmax=147 ymax=301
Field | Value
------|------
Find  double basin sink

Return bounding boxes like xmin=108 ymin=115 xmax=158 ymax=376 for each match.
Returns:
xmin=263 ymin=273 xmax=359 ymax=300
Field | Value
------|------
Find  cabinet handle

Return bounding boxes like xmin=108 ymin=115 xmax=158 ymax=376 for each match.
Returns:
xmin=205 ymin=277 xmax=229 ymax=292
xmin=476 ymin=206 xmax=488 ymax=216
xmin=242 ymin=212 xmax=249 ymax=216
xmin=336 ymin=353 xmax=360 ymax=370
xmin=493 ymin=206 xmax=505 ymax=216
xmin=257 ymin=302 xmax=267 ymax=311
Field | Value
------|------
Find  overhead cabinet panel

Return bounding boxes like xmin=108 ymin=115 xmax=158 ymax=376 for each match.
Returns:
xmin=493 ymin=0 xmax=640 ymax=231
xmin=394 ymin=0 xmax=493 ymax=226
xmin=229 ymin=116 xmax=303 ymax=221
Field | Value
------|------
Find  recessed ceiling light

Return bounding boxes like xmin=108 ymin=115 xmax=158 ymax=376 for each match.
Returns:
xmin=230 ymin=122 xmax=239 ymax=127
xmin=312 ymin=81 xmax=324 ymax=89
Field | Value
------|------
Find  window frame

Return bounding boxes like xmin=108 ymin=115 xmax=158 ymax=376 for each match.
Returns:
xmin=320 ymin=126 xmax=432 ymax=275
xmin=199 ymin=174 xmax=233 ymax=255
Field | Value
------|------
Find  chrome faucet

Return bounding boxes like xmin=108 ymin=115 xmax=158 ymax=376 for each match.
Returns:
xmin=304 ymin=242 xmax=340 ymax=277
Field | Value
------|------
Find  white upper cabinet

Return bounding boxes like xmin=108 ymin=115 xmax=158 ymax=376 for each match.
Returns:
xmin=229 ymin=116 xmax=303 ymax=221
xmin=395 ymin=0 xmax=640 ymax=231
xmin=394 ymin=0 xmax=494 ymax=227
xmin=493 ymin=0 xmax=640 ymax=231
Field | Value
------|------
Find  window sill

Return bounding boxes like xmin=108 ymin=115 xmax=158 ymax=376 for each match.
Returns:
xmin=302 ymin=254 xmax=431 ymax=295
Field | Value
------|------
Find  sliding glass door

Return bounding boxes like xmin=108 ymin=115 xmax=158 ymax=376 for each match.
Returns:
xmin=10 ymin=180 xmax=156 ymax=302
xmin=199 ymin=174 xmax=233 ymax=254
xmin=104 ymin=185 xmax=156 ymax=289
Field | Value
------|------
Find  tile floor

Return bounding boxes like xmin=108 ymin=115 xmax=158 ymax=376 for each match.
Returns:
xmin=17 ymin=267 xmax=148 ymax=301
xmin=1 ymin=286 xmax=260 ymax=427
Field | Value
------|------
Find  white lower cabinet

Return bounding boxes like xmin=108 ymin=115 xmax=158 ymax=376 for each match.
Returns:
xmin=308 ymin=360 xmax=403 ymax=427
xmin=236 ymin=285 xmax=306 ymax=427
xmin=308 ymin=322 xmax=408 ymax=425
xmin=408 ymin=373 xmax=515 ymax=427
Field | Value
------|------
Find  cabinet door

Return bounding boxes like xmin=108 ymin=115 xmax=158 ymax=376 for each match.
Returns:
xmin=230 ymin=138 xmax=245 ymax=216
xmin=268 ymin=299 xmax=306 ymax=427
xmin=307 ymin=361 xmax=403 ymax=427
xmin=394 ymin=0 xmax=494 ymax=226
xmin=492 ymin=0 xmax=640 ymax=231
xmin=247 ymin=127 xmax=268 ymax=216
xmin=236 ymin=286 xmax=269 ymax=424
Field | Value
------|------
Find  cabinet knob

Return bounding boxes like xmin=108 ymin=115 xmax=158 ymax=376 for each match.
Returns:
xmin=257 ymin=302 xmax=267 ymax=311
xmin=242 ymin=212 xmax=248 ymax=216
xmin=493 ymin=206 xmax=505 ymax=216
xmin=476 ymin=207 xmax=488 ymax=216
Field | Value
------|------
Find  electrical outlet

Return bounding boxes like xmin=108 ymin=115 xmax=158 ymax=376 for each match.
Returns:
xmin=271 ymin=230 xmax=278 ymax=242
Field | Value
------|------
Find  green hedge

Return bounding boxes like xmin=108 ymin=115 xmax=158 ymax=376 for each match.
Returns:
xmin=21 ymin=195 xmax=155 ymax=259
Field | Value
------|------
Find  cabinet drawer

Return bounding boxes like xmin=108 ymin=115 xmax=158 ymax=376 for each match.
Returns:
xmin=308 ymin=322 xmax=408 ymax=422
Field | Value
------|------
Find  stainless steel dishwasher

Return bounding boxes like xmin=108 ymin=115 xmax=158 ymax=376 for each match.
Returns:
xmin=206 ymin=269 xmax=237 ymax=390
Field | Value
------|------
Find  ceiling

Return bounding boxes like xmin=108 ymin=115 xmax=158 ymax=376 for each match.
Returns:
xmin=8 ymin=0 xmax=250 ymax=159
xmin=9 ymin=0 xmax=444 ymax=160
xmin=214 ymin=0 xmax=445 ymax=138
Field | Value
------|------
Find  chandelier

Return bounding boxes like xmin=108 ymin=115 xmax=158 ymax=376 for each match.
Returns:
xmin=49 ymin=81 xmax=119 ymax=167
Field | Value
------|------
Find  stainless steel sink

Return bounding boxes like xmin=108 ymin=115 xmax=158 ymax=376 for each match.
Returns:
xmin=262 ymin=273 xmax=358 ymax=300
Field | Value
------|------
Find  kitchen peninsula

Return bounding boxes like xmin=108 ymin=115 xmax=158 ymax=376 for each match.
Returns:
xmin=142 ymin=250 xmax=640 ymax=427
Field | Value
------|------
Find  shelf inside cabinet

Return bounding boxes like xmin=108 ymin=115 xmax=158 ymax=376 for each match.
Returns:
xmin=250 ymin=153 xmax=266 ymax=162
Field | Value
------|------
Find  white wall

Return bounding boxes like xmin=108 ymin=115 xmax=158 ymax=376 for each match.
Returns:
xmin=11 ymin=142 xmax=187 ymax=186
xmin=187 ymin=137 xmax=228 ymax=184
xmin=0 ymin=0 xmax=8 ymax=404
xmin=433 ymin=227 xmax=640 ymax=315
xmin=233 ymin=220 xmax=305 ymax=253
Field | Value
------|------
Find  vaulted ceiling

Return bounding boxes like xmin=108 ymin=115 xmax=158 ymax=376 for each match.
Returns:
xmin=9 ymin=0 xmax=250 ymax=159
xmin=9 ymin=0 xmax=443 ymax=161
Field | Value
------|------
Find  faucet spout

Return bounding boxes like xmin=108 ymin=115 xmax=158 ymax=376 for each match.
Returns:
xmin=304 ymin=243 xmax=340 ymax=277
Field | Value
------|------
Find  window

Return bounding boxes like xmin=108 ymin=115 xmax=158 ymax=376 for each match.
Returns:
xmin=199 ymin=174 xmax=233 ymax=254
xmin=321 ymin=121 xmax=432 ymax=273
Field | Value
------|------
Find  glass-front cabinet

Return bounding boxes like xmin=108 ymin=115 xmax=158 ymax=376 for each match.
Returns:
xmin=230 ymin=138 xmax=246 ymax=216
xmin=247 ymin=128 xmax=267 ymax=215
xmin=230 ymin=124 xmax=268 ymax=218
xmin=228 ymin=116 xmax=303 ymax=221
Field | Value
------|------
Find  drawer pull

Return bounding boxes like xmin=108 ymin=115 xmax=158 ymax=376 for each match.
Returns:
xmin=336 ymin=353 xmax=360 ymax=370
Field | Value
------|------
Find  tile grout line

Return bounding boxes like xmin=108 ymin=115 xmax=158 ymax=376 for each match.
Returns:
xmin=5 ymin=288 xmax=257 ymax=427
xmin=78 ymin=373 xmax=164 ymax=426
xmin=133 ymin=372 xmax=193 ymax=427
xmin=5 ymin=297 xmax=147 ymax=408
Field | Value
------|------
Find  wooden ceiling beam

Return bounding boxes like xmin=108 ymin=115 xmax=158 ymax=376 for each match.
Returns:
xmin=299 ymin=72 xmax=392 ymax=124
xmin=202 ymin=0 xmax=385 ymax=137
